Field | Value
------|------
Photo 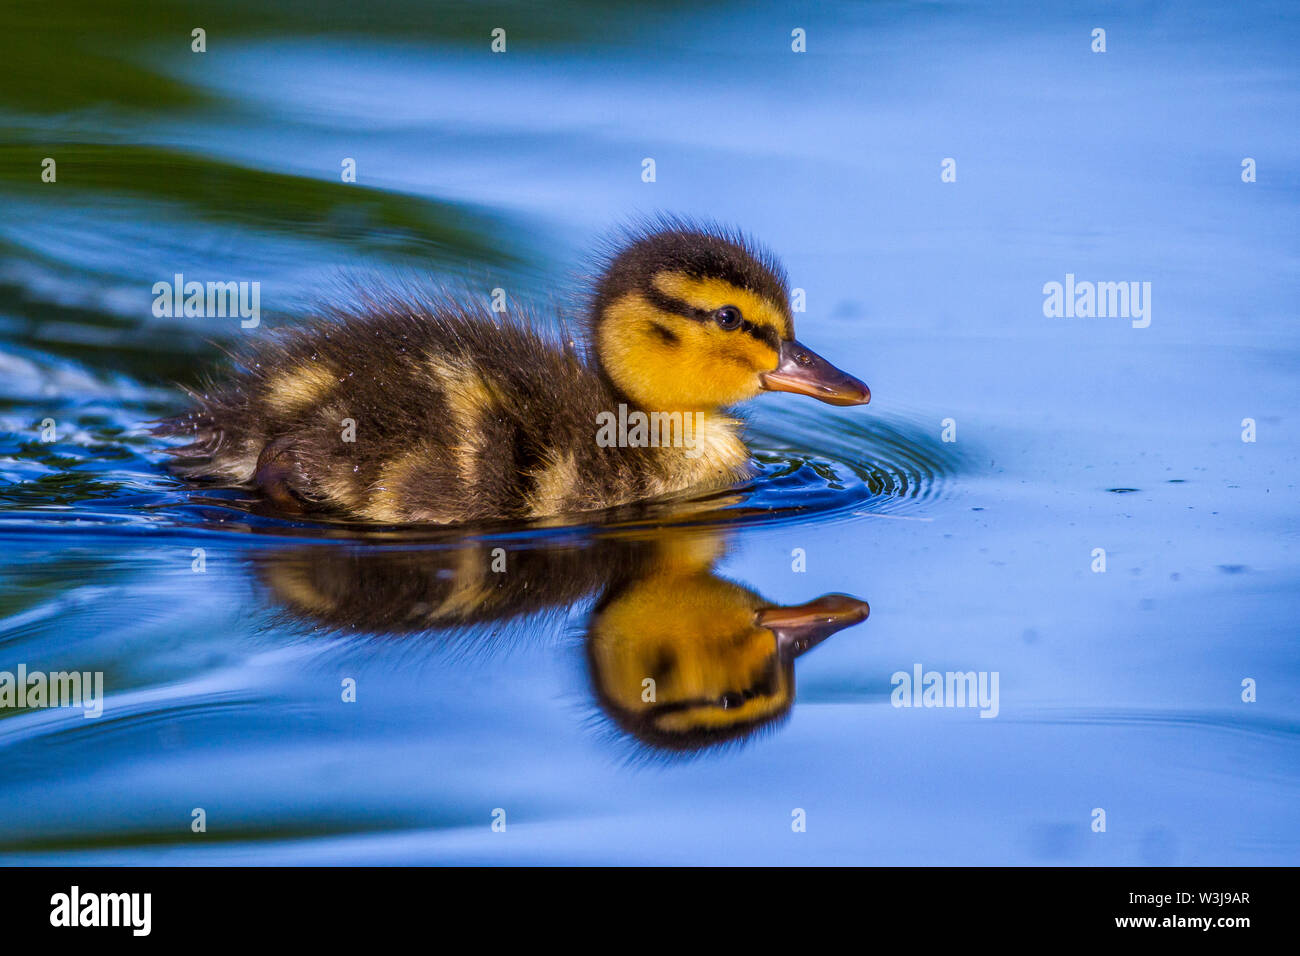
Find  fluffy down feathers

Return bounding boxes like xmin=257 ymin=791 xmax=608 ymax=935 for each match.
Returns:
xmin=159 ymin=286 xmax=750 ymax=523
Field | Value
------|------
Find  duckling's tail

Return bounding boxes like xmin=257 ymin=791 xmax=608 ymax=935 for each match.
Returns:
xmin=153 ymin=387 xmax=265 ymax=484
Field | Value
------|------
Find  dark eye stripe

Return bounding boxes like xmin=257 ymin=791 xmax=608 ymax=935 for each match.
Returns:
xmin=642 ymin=288 xmax=781 ymax=350
xmin=740 ymin=320 xmax=780 ymax=350
xmin=644 ymin=287 xmax=708 ymax=320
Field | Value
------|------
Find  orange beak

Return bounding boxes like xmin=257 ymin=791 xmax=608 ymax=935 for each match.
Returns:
xmin=760 ymin=340 xmax=871 ymax=406
xmin=757 ymin=593 xmax=870 ymax=657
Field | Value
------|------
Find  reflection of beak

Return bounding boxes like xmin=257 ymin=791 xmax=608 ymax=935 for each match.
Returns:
xmin=760 ymin=340 xmax=871 ymax=406
xmin=757 ymin=593 xmax=870 ymax=657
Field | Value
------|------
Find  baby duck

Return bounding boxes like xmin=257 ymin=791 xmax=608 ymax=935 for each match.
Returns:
xmin=164 ymin=221 xmax=870 ymax=523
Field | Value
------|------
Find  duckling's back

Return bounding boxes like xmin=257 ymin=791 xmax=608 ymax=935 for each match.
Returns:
xmin=162 ymin=293 xmax=676 ymax=523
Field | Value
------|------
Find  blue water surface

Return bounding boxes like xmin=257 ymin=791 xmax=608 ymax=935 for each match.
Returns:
xmin=0 ymin=1 xmax=1296 ymax=864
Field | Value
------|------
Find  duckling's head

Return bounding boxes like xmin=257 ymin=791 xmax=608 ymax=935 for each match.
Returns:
xmin=591 ymin=222 xmax=871 ymax=411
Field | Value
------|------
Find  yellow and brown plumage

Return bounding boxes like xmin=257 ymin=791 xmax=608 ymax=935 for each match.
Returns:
xmin=161 ymin=221 xmax=870 ymax=523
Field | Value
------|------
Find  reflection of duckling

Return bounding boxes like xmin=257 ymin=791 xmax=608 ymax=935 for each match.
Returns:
xmin=586 ymin=561 xmax=867 ymax=751
xmin=163 ymin=221 xmax=870 ymax=523
xmin=252 ymin=530 xmax=868 ymax=754
xmin=256 ymin=536 xmax=666 ymax=634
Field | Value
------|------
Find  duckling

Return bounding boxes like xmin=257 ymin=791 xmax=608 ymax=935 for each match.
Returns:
xmin=162 ymin=220 xmax=870 ymax=523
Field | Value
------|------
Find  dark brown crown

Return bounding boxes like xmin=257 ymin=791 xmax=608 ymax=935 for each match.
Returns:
xmin=590 ymin=217 xmax=791 ymax=329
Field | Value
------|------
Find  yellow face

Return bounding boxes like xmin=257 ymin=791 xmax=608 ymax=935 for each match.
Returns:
xmin=597 ymin=270 xmax=794 ymax=411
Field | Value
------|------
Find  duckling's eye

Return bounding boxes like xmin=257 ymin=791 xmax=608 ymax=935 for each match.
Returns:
xmin=713 ymin=306 xmax=743 ymax=331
